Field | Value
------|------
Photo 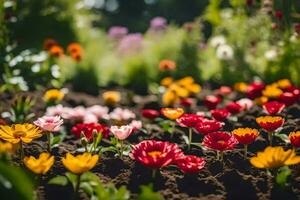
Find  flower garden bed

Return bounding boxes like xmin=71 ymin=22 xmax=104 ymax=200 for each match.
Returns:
xmin=1 ymin=79 xmax=300 ymax=200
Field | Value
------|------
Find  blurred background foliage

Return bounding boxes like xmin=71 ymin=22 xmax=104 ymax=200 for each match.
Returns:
xmin=1 ymin=0 xmax=300 ymax=94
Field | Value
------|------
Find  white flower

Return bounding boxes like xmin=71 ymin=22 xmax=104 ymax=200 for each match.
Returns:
xmin=216 ymin=44 xmax=234 ymax=60
xmin=264 ymin=49 xmax=278 ymax=61
xmin=210 ymin=35 xmax=226 ymax=48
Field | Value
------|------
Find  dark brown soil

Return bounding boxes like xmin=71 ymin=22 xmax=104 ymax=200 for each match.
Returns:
xmin=4 ymin=90 xmax=300 ymax=200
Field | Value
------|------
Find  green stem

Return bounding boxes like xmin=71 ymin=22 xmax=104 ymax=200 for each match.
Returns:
xmin=20 ymin=141 xmax=24 ymax=162
xmin=75 ymin=174 xmax=81 ymax=197
xmin=188 ymin=128 xmax=192 ymax=150
xmin=171 ymin=122 xmax=176 ymax=138
xmin=244 ymin=145 xmax=248 ymax=159
xmin=119 ymin=140 xmax=123 ymax=159
xmin=216 ymin=151 xmax=220 ymax=160
xmin=152 ymin=169 xmax=157 ymax=179
xmin=47 ymin=132 xmax=51 ymax=152
xmin=268 ymin=132 xmax=273 ymax=146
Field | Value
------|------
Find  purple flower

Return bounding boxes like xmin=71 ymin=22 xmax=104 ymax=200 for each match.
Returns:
xmin=118 ymin=33 xmax=143 ymax=54
xmin=150 ymin=17 xmax=167 ymax=32
xmin=108 ymin=26 xmax=128 ymax=40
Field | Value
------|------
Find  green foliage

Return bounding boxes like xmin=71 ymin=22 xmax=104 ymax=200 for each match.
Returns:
xmin=276 ymin=166 xmax=292 ymax=189
xmin=137 ymin=185 xmax=164 ymax=200
xmin=49 ymin=172 xmax=130 ymax=200
xmin=0 ymin=161 xmax=35 ymax=200
xmin=10 ymin=95 xmax=35 ymax=123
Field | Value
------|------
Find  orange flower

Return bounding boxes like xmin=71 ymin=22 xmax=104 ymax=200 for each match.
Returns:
xmin=232 ymin=128 xmax=259 ymax=145
xmin=256 ymin=116 xmax=284 ymax=132
xmin=49 ymin=45 xmax=64 ymax=57
xmin=289 ymin=131 xmax=300 ymax=148
xmin=159 ymin=59 xmax=176 ymax=71
xmin=234 ymin=82 xmax=248 ymax=93
xmin=276 ymin=79 xmax=292 ymax=89
xmin=254 ymin=96 xmax=268 ymax=105
xmin=262 ymin=85 xmax=283 ymax=98
xmin=43 ymin=38 xmax=58 ymax=50
xmin=71 ymin=52 xmax=82 ymax=62
xmin=160 ymin=77 xmax=174 ymax=87
xmin=161 ymin=108 xmax=184 ymax=120
xmin=67 ymin=43 xmax=82 ymax=55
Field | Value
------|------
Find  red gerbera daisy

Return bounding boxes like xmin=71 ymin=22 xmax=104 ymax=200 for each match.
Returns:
xmin=210 ymin=109 xmax=230 ymax=121
xmin=71 ymin=122 xmax=110 ymax=141
xmin=203 ymin=95 xmax=222 ymax=110
xmin=262 ymin=101 xmax=285 ymax=115
xmin=225 ymin=102 xmax=243 ymax=114
xmin=130 ymin=140 xmax=184 ymax=169
xmin=289 ymin=131 xmax=300 ymax=148
xmin=142 ymin=109 xmax=160 ymax=119
xmin=194 ymin=120 xmax=224 ymax=135
xmin=175 ymin=155 xmax=205 ymax=174
xmin=203 ymin=132 xmax=238 ymax=151
xmin=176 ymin=114 xmax=204 ymax=128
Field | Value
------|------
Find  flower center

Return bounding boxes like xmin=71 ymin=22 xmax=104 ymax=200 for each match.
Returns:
xmin=148 ymin=151 xmax=162 ymax=158
xmin=217 ymin=140 xmax=225 ymax=144
xmin=13 ymin=131 xmax=26 ymax=138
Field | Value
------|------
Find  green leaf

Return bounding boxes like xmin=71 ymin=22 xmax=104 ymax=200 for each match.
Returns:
xmin=276 ymin=166 xmax=291 ymax=189
xmin=274 ymin=132 xmax=290 ymax=144
xmin=80 ymin=182 xmax=94 ymax=196
xmin=0 ymin=161 xmax=35 ymax=200
xmin=65 ymin=172 xmax=78 ymax=190
xmin=137 ymin=184 xmax=164 ymax=200
xmin=48 ymin=176 xmax=68 ymax=186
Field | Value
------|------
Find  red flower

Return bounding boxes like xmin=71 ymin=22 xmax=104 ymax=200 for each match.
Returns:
xmin=262 ymin=101 xmax=285 ymax=115
xmin=71 ymin=123 xmax=110 ymax=141
xmin=203 ymin=132 xmax=238 ymax=151
xmin=130 ymin=140 xmax=184 ymax=169
xmin=232 ymin=128 xmax=259 ymax=145
xmin=289 ymin=131 xmax=300 ymax=148
xmin=225 ymin=102 xmax=243 ymax=114
xmin=279 ymin=92 xmax=298 ymax=106
xmin=275 ymin=11 xmax=283 ymax=20
xmin=203 ymin=95 xmax=222 ymax=110
xmin=176 ymin=114 xmax=204 ymax=128
xmin=194 ymin=120 xmax=224 ymax=135
xmin=180 ymin=98 xmax=194 ymax=107
xmin=256 ymin=116 xmax=284 ymax=132
xmin=247 ymin=82 xmax=265 ymax=99
xmin=210 ymin=109 xmax=230 ymax=121
xmin=175 ymin=155 xmax=205 ymax=174
xmin=142 ymin=109 xmax=160 ymax=119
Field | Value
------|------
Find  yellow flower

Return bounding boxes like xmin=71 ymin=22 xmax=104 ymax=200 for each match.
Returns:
xmin=23 ymin=153 xmax=54 ymax=174
xmin=176 ymin=76 xmax=194 ymax=87
xmin=169 ymin=84 xmax=189 ymax=98
xmin=234 ymin=82 xmax=248 ymax=93
xmin=250 ymin=146 xmax=300 ymax=169
xmin=162 ymin=90 xmax=178 ymax=106
xmin=0 ymin=124 xmax=42 ymax=144
xmin=62 ymin=153 xmax=99 ymax=174
xmin=0 ymin=141 xmax=16 ymax=154
xmin=262 ymin=85 xmax=283 ymax=98
xmin=102 ymin=91 xmax=121 ymax=105
xmin=161 ymin=108 xmax=184 ymax=120
xmin=276 ymin=79 xmax=292 ymax=89
xmin=160 ymin=77 xmax=174 ymax=87
xmin=44 ymin=89 xmax=64 ymax=102
xmin=254 ymin=96 xmax=268 ymax=105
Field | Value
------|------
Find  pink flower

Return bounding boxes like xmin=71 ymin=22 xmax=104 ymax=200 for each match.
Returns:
xmin=46 ymin=105 xmax=71 ymax=119
xmin=34 ymin=115 xmax=63 ymax=132
xmin=86 ymin=105 xmax=109 ymax=120
xmin=129 ymin=120 xmax=143 ymax=132
xmin=110 ymin=125 xmax=133 ymax=140
xmin=68 ymin=106 xmax=86 ymax=121
xmin=216 ymin=86 xmax=232 ymax=96
xmin=109 ymin=108 xmax=136 ymax=122
xmin=83 ymin=113 xmax=98 ymax=123
xmin=236 ymin=98 xmax=254 ymax=110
